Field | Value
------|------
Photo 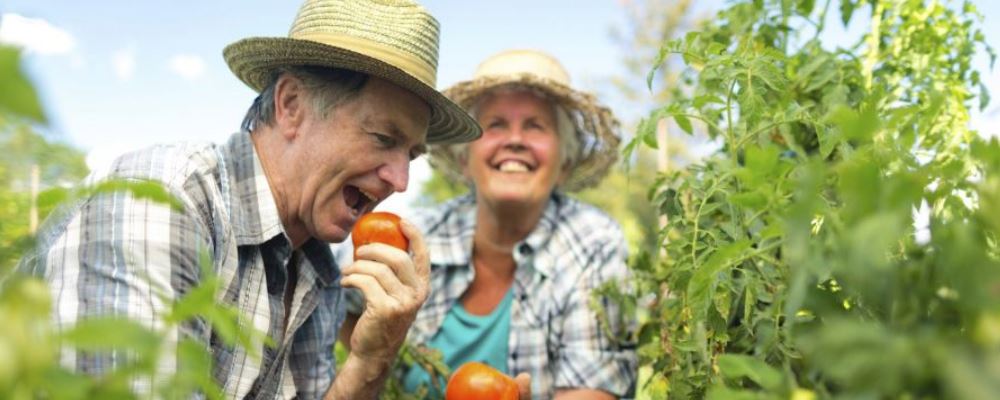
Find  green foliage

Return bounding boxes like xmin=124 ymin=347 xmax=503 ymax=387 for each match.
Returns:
xmin=416 ymin=167 xmax=469 ymax=206
xmin=375 ymin=341 xmax=449 ymax=400
xmin=0 ymin=45 xmax=87 ymax=271
xmin=0 ymin=45 xmax=45 ymax=123
xmin=2 ymin=250 xmax=266 ymax=399
xmin=627 ymin=0 xmax=998 ymax=398
xmin=0 ymin=44 xmax=266 ymax=399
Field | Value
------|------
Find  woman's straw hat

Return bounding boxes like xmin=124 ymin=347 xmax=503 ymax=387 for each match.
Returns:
xmin=433 ymin=49 xmax=621 ymax=192
xmin=223 ymin=0 xmax=480 ymax=144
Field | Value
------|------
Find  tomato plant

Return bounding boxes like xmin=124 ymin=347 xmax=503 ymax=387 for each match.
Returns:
xmin=352 ymin=211 xmax=409 ymax=258
xmin=619 ymin=0 xmax=999 ymax=398
xmin=445 ymin=362 xmax=518 ymax=400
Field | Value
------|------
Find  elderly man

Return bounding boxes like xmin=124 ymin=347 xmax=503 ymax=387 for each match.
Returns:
xmin=19 ymin=0 xmax=479 ymax=398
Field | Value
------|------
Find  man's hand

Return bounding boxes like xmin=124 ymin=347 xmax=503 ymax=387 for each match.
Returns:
xmin=327 ymin=220 xmax=429 ymax=399
xmin=515 ymin=373 xmax=532 ymax=399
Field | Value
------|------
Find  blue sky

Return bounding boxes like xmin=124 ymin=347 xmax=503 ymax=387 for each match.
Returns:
xmin=2 ymin=0 xmax=998 ymax=215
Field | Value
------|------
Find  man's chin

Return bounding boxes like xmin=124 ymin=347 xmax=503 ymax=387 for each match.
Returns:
xmin=317 ymin=224 xmax=352 ymax=244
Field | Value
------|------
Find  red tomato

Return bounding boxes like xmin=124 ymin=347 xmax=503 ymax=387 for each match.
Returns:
xmin=351 ymin=211 xmax=408 ymax=258
xmin=445 ymin=362 xmax=518 ymax=400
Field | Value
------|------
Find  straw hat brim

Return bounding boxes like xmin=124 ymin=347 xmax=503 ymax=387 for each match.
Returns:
xmin=432 ymin=74 xmax=621 ymax=192
xmin=224 ymin=37 xmax=481 ymax=145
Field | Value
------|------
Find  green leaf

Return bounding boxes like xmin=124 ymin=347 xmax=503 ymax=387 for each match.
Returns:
xmin=804 ymin=66 xmax=837 ymax=92
xmin=91 ymin=179 xmax=185 ymax=211
xmin=42 ymin=367 xmax=95 ymax=400
xmin=717 ymin=354 xmax=784 ymax=391
xmin=980 ymin=81 xmax=991 ymax=111
xmin=839 ymin=0 xmax=856 ymax=26
xmin=687 ymin=240 xmax=752 ymax=321
xmin=751 ymin=58 xmax=787 ymax=91
xmin=675 ymin=114 xmax=694 ymax=135
xmin=163 ymin=338 xmax=224 ymax=400
xmin=797 ymin=0 xmax=816 ymax=15
xmin=827 ymin=105 xmax=880 ymax=142
xmin=648 ymin=39 xmax=680 ymax=91
xmin=0 ymin=45 xmax=46 ymax=123
xmin=639 ymin=117 xmax=659 ymax=149
xmin=706 ymin=385 xmax=773 ymax=400
xmin=730 ymin=190 xmax=767 ymax=209
xmin=61 ymin=317 xmax=162 ymax=354
xmin=166 ymin=276 xmax=220 ymax=324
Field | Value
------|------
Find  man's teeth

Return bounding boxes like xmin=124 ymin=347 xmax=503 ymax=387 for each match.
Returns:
xmin=358 ymin=188 xmax=377 ymax=203
xmin=498 ymin=160 xmax=529 ymax=172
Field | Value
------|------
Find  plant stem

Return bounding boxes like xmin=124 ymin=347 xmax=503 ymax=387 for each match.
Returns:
xmin=863 ymin=0 xmax=885 ymax=90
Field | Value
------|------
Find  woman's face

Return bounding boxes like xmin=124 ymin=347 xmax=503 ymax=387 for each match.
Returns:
xmin=465 ymin=90 xmax=565 ymax=211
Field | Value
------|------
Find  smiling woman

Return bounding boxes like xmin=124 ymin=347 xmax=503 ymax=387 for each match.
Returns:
xmin=340 ymin=49 xmax=638 ymax=400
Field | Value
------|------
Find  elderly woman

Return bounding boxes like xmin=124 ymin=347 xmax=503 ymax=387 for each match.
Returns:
xmin=341 ymin=49 xmax=637 ymax=399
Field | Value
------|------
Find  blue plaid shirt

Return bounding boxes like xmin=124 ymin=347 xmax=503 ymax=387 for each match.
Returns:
xmin=21 ymin=132 xmax=345 ymax=399
xmin=346 ymin=193 xmax=638 ymax=398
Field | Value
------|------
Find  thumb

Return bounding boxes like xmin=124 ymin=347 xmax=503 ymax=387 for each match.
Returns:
xmin=514 ymin=372 xmax=531 ymax=399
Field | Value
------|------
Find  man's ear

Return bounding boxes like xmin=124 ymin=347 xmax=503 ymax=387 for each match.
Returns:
xmin=274 ymin=74 xmax=307 ymax=140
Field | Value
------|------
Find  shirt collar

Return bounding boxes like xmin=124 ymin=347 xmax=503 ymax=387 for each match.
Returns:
xmin=223 ymin=131 xmax=287 ymax=246
xmin=513 ymin=192 xmax=565 ymax=279
xmin=222 ymin=132 xmax=340 ymax=288
xmin=426 ymin=192 xmax=567 ymax=279
xmin=300 ymin=238 xmax=339 ymax=288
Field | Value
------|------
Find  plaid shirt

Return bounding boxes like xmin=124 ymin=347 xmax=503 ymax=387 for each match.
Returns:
xmin=346 ymin=193 xmax=638 ymax=398
xmin=21 ymin=132 xmax=345 ymax=399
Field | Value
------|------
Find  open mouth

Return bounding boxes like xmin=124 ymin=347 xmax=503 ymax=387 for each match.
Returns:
xmin=495 ymin=160 xmax=532 ymax=173
xmin=344 ymin=185 xmax=376 ymax=216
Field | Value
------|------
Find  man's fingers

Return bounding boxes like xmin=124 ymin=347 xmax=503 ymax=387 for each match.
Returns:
xmin=354 ymin=243 xmax=419 ymax=288
xmin=514 ymin=372 xmax=532 ymax=399
xmin=340 ymin=273 xmax=391 ymax=306
xmin=399 ymin=219 xmax=429 ymax=283
xmin=341 ymin=260 xmax=408 ymax=298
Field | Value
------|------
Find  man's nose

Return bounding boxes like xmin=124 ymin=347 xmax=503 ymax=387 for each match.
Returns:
xmin=378 ymin=157 xmax=410 ymax=192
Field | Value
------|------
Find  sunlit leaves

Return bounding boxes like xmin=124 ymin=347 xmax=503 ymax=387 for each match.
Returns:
xmin=0 ymin=46 xmax=45 ymax=123
xmin=630 ymin=0 xmax=998 ymax=398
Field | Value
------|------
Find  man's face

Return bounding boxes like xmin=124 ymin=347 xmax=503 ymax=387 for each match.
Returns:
xmin=292 ymin=77 xmax=430 ymax=243
xmin=465 ymin=90 xmax=564 ymax=211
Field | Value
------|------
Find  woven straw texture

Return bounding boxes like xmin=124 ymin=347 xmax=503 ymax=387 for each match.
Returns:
xmin=431 ymin=52 xmax=622 ymax=192
xmin=223 ymin=0 xmax=480 ymax=144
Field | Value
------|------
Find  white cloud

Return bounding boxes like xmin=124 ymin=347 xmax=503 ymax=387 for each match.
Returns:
xmin=112 ymin=48 xmax=135 ymax=81
xmin=168 ymin=54 xmax=205 ymax=80
xmin=0 ymin=13 xmax=75 ymax=55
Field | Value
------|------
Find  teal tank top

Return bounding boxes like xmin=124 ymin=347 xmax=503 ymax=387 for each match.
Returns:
xmin=403 ymin=288 xmax=514 ymax=398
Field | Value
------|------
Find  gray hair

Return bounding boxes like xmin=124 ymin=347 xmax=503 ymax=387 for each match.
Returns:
xmin=449 ymin=85 xmax=580 ymax=173
xmin=241 ymin=66 xmax=370 ymax=132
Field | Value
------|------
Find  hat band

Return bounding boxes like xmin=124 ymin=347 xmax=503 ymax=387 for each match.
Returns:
xmin=294 ymin=31 xmax=436 ymax=87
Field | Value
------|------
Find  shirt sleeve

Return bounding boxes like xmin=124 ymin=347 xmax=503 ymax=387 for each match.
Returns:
xmin=553 ymin=230 xmax=639 ymax=398
xmin=22 ymin=185 xmax=214 ymax=396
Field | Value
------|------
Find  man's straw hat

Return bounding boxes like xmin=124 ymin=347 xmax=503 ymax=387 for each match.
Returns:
xmin=223 ymin=0 xmax=480 ymax=144
xmin=433 ymin=49 xmax=621 ymax=192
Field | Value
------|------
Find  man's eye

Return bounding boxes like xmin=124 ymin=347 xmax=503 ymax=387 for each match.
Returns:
xmin=373 ymin=133 xmax=395 ymax=147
